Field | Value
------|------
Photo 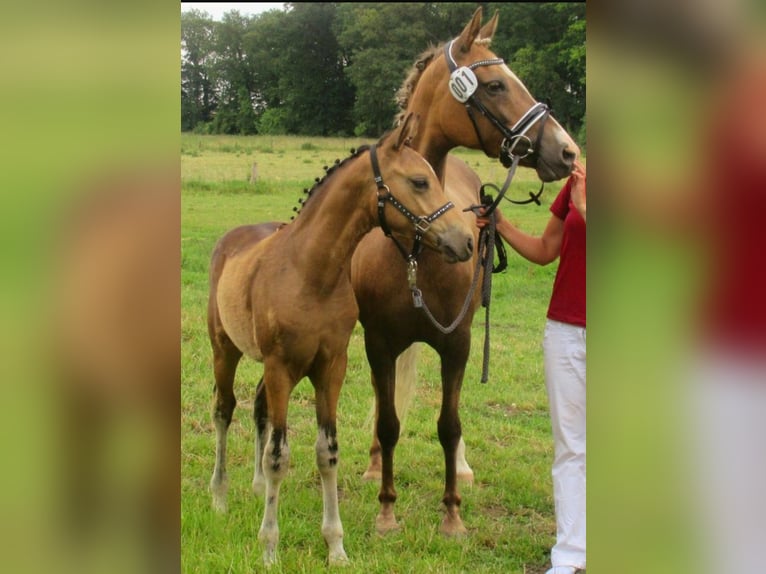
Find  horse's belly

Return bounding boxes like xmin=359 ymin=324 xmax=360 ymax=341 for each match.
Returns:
xmin=216 ymin=261 xmax=264 ymax=361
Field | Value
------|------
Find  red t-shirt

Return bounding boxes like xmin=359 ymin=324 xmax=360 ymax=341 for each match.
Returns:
xmin=547 ymin=177 xmax=586 ymax=327
xmin=698 ymin=66 xmax=766 ymax=356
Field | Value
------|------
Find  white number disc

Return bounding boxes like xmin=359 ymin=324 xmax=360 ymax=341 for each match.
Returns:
xmin=448 ymin=67 xmax=478 ymax=103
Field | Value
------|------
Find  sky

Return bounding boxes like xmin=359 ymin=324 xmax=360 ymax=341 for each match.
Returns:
xmin=181 ymin=2 xmax=285 ymax=20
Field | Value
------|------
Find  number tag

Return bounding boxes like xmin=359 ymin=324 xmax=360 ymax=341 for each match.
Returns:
xmin=448 ymin=67 xmax=478 ymax=103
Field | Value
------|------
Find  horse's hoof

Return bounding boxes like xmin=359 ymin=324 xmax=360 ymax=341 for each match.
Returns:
xmin=262 ymin=548 xmax=278 ymax=568
xmin=328 ymin=549 xmax=349 ymax=567
xmin=210 ymin=490 xmax=228 ymax=513
xmin=211 ymin=499 xmax=227 ymax=514
xmin=440 ymin=518 xmax=468 ymax=538
xmin=375 ymin=515 xmax=401 ymax=535
xmin=362 ymin=468 xmax=381 ymax=481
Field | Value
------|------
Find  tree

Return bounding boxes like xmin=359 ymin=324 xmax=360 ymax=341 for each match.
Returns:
xmin=489 ymin=2 xmax=586 ymax=139
xmin=210 ymin=11 xmax=258 ymax=134
xmin=181 ymin=10 xmax=216 ymax=131
xmin=180 ymin=2 xmax=586 ymax=140
xmin=336 ymin=3 xmax=448 ymax=136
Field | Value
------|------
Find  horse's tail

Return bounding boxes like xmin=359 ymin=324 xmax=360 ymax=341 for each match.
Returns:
xmin=394 ymin=343 xmax=421 ymax=428
xmin=366 ymin=343 xmax=421 ymax=430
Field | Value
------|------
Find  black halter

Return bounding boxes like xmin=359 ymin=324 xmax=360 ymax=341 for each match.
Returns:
xmin=369 ymin=143 xmax=455 ymax=262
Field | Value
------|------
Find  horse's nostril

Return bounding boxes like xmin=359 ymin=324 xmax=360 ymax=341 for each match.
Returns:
xmin=466 ymin=237 xmax=474 ymax=253
xmin=562 ymin=147 xmax=577 ymax=165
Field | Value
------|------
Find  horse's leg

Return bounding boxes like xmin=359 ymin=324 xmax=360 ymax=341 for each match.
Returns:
xmin=209 ymin=336 xmax=242 ymax=513
xmin=251 ymin=376 xmax=269 ymax=496
xmin=312 ymin=356 xmax=349 ymax=565
xmin=365 ymin=332 xmax=401 ymax=534
xmin=364 ymin=343 xmax=421 ymax=480
xmin=258 ymin=363 xmax=292 ymax=566
xmin=437 ymin=340 xmax=469 ymax=536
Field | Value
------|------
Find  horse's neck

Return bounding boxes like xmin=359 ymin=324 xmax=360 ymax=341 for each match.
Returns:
xmin=407 ymin=106 xmax=452 ymax=184
xmin=290 ymin=162 xmax=375 ymax=287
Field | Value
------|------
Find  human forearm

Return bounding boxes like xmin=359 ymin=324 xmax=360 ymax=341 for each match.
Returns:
xmin=495 ymin=216 xmax=561 ymax=265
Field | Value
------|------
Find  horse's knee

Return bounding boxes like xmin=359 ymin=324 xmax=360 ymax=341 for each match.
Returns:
xmin=377 ymin=416 xmax=400 ymax=450
xmin=437 ymin=416 xmax=461 ymax=447
xmin=213 ymin=391 xmax=236 ymax=426
xmin=315 ymin=427 xmax=339 ymax=473
xmin=263 ymin=428 xmax=290 ymax=480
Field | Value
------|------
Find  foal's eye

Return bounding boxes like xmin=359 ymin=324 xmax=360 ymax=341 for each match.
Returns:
xmin=485 ymin=81 xmax=505 ymax=95
xmin=410 ymin=177 xmax=429 ymax=191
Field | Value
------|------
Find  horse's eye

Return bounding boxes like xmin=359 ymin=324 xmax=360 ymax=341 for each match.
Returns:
xmin=410 ymin=178 xmax=429 ymax=191
xmin=485 ymin=81 xmax=505 ymax=94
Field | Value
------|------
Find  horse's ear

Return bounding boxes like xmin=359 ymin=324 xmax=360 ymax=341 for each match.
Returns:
xmin=455 ymin=7 xmax=483 ymax=54
xmin=478 ymin=10 xmax=499 ymax=43
xmin=394 ymin=112 xmax=419 ymax=151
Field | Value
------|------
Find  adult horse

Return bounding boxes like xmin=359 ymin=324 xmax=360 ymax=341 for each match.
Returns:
xmin=206 ymin=114 xmax=473 ymax=566
xmin=351 ymin=7 xmax=580 ymax=536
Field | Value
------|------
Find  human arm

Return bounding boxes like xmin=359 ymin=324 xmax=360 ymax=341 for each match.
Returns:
xmin=477 ymin=207 xmax=564 ymax=266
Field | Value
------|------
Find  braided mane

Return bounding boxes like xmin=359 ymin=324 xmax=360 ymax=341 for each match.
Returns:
xmin=290 ymin=145 xmax=371 ymax=220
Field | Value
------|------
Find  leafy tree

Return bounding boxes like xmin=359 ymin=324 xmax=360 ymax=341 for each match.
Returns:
xmin=244 ymin=3 xmax=353 ymax=136
xmin=180 ymin=2 xmax=586 ymax=141
xmin=336 ymin=3 xmax=447 ymax=136
xmin=209 ymin=11 xmax=258 ymax=134
xmin=181 ymin=10 xmax=217 ymax=131
xmin=488 ymin=2 xmax=586 ymax=139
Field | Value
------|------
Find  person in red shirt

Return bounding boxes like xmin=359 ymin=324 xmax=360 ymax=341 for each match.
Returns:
xmin=478 ymin=160 xmax=586 ymax=574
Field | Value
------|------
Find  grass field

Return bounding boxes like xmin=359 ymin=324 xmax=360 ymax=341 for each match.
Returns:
xmin=181 ymin=133 xmax=569 ymax=573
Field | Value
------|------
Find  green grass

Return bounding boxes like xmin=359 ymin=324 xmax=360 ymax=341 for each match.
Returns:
xmin=181 ymin=133 xmax=568 ymax=573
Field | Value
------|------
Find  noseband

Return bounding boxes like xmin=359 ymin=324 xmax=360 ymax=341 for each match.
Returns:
xmin=444 ymin=39 xmax=550 ymax=169
xmin=369 ymin=143 xmax=455 ymax=263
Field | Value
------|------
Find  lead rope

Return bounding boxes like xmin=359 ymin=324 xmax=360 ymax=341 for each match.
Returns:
xmin=409 ymin=201 xmax=500 ymax=383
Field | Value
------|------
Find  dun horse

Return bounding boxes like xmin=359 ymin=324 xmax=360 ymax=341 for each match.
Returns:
xmin=352 ymin=7 xmax=579 ymax=536
xmin=206 ymin=114 xmax=473 ymax=565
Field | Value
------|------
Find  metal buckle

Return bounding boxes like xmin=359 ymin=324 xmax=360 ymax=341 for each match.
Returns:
xmin=503 ymin=135 xmax=533 ymax=159
xmin=414 ymin=217 xmax=431 ymax=234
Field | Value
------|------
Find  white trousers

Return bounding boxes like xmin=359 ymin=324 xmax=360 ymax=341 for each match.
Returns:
xmin=686 ymin=351 xmax=766 ymax=574
xmin=543 ymin=319 xmax=586 ymax=570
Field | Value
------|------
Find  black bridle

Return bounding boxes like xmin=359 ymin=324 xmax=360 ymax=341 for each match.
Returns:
xmin=444 ymin=39 xmax=550 ymax=171
xmin=369 ymin=143 xmax=455 ymax=263
xmin=444 ymin=39 xmax=551 ymax=215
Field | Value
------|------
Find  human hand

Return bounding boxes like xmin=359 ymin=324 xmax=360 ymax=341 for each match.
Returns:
xmin=570 ymin=160 xmax=586 ymax=221
xmin=475 ymin=206 xmax=490 ymax=229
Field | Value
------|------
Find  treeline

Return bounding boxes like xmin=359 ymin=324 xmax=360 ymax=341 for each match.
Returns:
xmin=181 ymin=2 xmax=585 ymax=144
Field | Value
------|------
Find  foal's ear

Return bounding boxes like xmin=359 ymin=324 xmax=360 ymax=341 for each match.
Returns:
xmin=394 ymin=112 xmax=419 ymax=151
xmin=455 ymin=7 xmax=483 ymax=54
xmin=478 ymin=10 xmax=499 ymax=43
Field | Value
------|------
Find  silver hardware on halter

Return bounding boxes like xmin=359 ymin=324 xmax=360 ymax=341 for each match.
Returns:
xmin=502 ymin=135 xmax=534 ymax=159
xmin=407 ymin=258 xmax=418 ymax=288
xmin=415 ymin=217 xmax=431 ymax=234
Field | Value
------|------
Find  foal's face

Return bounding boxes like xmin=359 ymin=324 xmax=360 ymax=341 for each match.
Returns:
xmin=378 ymin=145 xmax=474 ymax=263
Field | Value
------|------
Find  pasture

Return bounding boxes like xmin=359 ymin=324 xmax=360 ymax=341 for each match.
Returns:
xmin=181 ymin=133 xmax=569 ymax=573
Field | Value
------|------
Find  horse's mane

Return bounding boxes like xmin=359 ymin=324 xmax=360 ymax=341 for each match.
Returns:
xmin=290 ymin=144 xmax=371 ymax=220
xmin=394 ymin=44 xmax=442 ymax=128
xmin=393 ymin=37 xmax=492 ymax=127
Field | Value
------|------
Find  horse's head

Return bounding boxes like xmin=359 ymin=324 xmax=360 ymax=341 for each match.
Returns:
xmin=409 ymin=7 xmax=580 ymax=182
xmin=373 ymin=113 xmax=474 ymax=263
